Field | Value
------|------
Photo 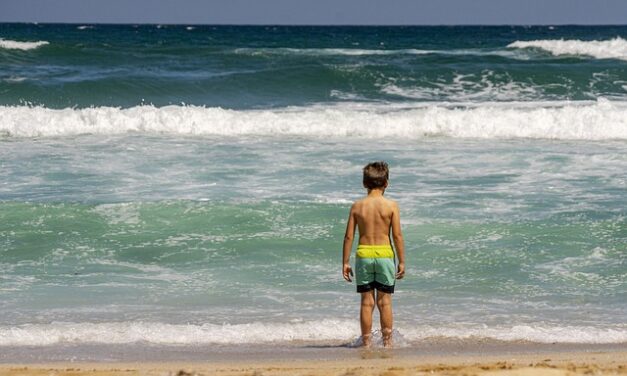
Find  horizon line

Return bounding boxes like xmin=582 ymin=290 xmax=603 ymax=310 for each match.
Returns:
xmin=1 ymin=21 xmax=627 ymax=27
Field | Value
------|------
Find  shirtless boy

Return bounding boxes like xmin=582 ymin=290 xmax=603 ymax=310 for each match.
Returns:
xmin=342 ymin=161 xmax=405 ymax=347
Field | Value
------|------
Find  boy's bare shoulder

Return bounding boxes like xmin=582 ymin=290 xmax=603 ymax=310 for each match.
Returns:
xmin=382 ymin=196 xmax=399 ymax=208
xmin=350 ymin=198 xmax=365 ymax=210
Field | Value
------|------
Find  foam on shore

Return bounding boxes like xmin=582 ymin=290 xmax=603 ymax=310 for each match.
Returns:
xmin=1 ymin=321 xmax=625 ymax=346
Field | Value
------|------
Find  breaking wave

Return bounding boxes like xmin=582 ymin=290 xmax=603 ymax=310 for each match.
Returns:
xmin=508 ymin=37 xmax=627 ymax=61
xmin=233 ymin=47 xmax=435 ymax=56
xmin=1 ymin=100 xmax=626 ymax=140
xmin=233 ymin=47 xmax=525 ymax=59
xmin=0 ymin=321 xmax=625 ymax=346
xmin=0 ymin=38 xmax=49 ymax=50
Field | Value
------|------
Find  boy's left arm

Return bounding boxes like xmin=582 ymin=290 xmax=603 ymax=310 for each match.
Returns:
xmin=342 ymin=204 xmax=356 ymax=282
xmin=391 ymin=201 xmax=405 ymax=279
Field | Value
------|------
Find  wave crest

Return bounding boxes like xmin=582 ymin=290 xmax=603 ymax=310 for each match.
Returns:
xmin=508 ymin=37 xmax=627 ymax=61
xmin=1 ymin=100 xmax=626 ymax=140
xmin=233 ymin=47 xmax=434 ymax=56
xmin=233 ymin=47 xmax=525 ymax=59
xmin=0 ymin=38 xmax=49 ymax=50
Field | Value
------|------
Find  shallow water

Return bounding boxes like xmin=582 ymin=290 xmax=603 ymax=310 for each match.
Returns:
xmin=1 ymin=135 xmax=625 ymax=345
xmin=0 ymin=24 xmax=626 ymax=347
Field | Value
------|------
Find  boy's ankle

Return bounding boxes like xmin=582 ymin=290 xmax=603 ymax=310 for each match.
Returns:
xmin=361 ymin=333 xmax=372 ymax=347
xmin=381 ymin=328 xmax=393 ymax=347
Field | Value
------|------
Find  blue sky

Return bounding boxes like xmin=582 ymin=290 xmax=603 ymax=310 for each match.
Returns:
xmin=1 ymin=0 xmax=627 ymax=25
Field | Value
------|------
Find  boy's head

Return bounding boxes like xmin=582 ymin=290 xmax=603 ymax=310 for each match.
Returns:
xmin=363 ymin=161 xmax=389 ymax=190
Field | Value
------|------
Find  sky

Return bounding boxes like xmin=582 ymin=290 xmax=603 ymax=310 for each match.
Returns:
xmin=1 ymin=0 xmax=627 ymax=25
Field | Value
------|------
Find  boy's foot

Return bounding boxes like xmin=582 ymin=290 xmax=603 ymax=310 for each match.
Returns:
xmin=382 ymin=328 xmax=393 ymax=347
xmin=361 ymin=333 xmax=372 ymax=348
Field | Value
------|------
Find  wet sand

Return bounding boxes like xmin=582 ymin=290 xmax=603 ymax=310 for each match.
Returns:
xmin=1 ymin=346 xmax=625 ymax=376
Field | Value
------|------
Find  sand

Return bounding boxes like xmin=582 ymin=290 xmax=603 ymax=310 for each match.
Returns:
xmin=1 ymin=349 xmax=625 ymax=376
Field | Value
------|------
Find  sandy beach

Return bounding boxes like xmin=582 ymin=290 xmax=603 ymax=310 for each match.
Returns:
xmin=2 ymin=347 xmax=626 ymax=376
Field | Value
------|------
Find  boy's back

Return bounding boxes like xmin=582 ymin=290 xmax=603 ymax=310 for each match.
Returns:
xmin=352 ymin=195 xmax=397 ymax=246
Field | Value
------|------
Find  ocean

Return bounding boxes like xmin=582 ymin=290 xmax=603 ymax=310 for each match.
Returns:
xmin=0 ymin=24 xmax=626 ymax=354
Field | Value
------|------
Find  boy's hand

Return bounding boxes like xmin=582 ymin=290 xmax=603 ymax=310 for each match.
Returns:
xmin=343 ymin=263 xmax=353 ymax=282
xmin=396 ymin=262 xmax=405 ymax=279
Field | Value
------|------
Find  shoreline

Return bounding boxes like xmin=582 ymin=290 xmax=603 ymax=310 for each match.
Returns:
xmin=1 ymin=346 xmax=625 ymax=375
xmin=1 ymin=340 xmax=626 ymax=363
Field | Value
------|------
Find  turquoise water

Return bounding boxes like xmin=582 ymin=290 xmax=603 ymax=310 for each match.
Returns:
xmin=0 ymin=25 xmax=626 ymax=346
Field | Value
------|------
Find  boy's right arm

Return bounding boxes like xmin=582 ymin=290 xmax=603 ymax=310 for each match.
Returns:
xmin=342 ymin=204 xmax=356 ymax=282
xmin=391 ymin=201 xmax=405 ymax=279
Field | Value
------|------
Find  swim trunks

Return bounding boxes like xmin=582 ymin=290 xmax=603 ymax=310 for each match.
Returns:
xmin=355 ymin=244 xmax=396 ymax=294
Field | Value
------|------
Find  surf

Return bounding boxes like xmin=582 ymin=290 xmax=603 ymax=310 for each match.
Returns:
xmin=1 ymin=321 xmax=625 ymax=346
xmin=0 ymin=38 xmax=49 ymax=50
xmin=1 ymin=100 xmax=626 ymax=140
xmin=508 ymin=37 xmax=627 ymax=61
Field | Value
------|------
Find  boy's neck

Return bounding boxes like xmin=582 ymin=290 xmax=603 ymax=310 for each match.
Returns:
xmin=367 ymin=188 xmax=385 ymax=197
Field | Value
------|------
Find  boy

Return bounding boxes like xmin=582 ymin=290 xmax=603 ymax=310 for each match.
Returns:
xmin=342 ymin=161 xmax=405 ymax=347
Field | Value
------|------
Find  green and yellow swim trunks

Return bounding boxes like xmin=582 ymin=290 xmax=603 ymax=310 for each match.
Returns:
xmin=355 ymin=244 xmax=396 ymax=294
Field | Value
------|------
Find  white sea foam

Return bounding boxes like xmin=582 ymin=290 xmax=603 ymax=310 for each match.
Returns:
xmin=92 ymin=202 xmax=142 ymax=225
xmin=380 ymin=71 xmax=546 ymax=101
xmin=508 ymin=37 xmax=627 ymax=61
xmin=0 ymin=38 xmax=49 ymax=50
xmin=0 ymin=321 xmax=625 ymax=346
xmin=0 ymin=320 xmax=357 ymax=346
xmin=2 ymin=76 xmax=27 ymax=83
xmin=329 ymin=90 xmax=366 ymax=101
xmin=233 ymin=47 xmax=526 ymax=59
xmin=1 ymin=100 xmax=626 ymax=140
xmin=403 ymin=324 xmax=627 ymax=344
xmin=234 ymin=47 xmax=434 ymax=56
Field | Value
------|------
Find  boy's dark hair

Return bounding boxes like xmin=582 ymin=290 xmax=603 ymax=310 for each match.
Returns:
xmin=363 ymin=161 xmax=389 ymax=190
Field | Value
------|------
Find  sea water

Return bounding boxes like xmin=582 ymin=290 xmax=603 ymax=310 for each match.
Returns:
xmin=0 ymin=24 xmax=626 ymax=349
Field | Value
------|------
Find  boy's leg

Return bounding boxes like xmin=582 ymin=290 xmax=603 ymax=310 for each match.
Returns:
xmin=376 ymin=291 xmax=393 ymax=347
xmin=360 ymin=290 xmax=375 ymax=347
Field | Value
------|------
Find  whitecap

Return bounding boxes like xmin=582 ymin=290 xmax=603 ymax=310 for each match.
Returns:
xmin=0 ymin=38 xmax=49 ymax=50
xmin=1 ymin=99 xmax=626 ymax=140
xmin=508 ymin=37 xmax=627 ymax=61
xmin=233 ymin=47 xmax=434 ymax=56
xmin=2 ymin=76 xmax=27 ymax=83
